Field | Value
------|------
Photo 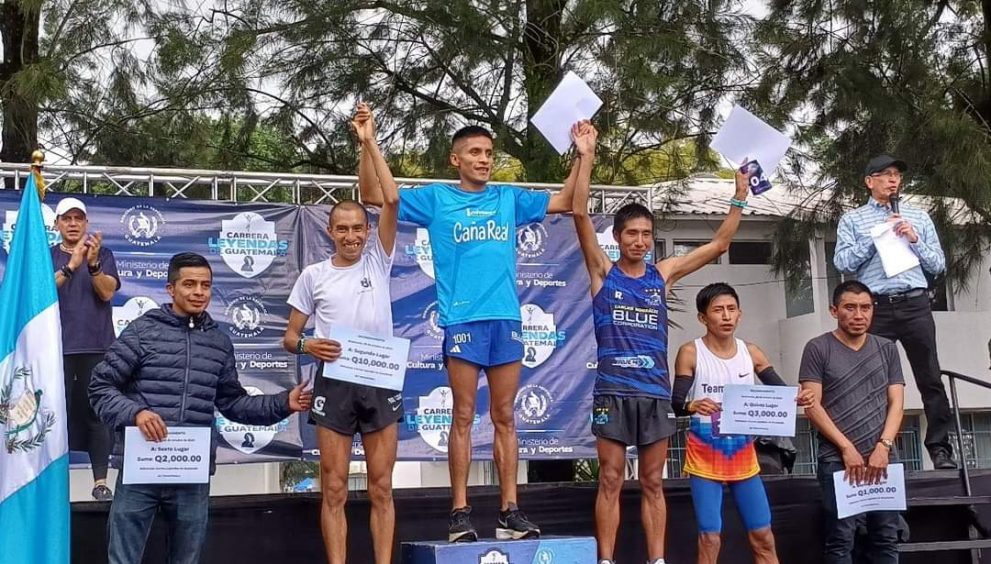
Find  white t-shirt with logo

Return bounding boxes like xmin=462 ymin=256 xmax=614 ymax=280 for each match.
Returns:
xmin=287 ymin=237 xmax=395 ymax=338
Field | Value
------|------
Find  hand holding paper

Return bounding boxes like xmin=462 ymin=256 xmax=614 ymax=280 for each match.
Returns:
xmin=531 ymin=72 xmax=603 ymax=154
xmin=870 ymin=221 xmax=920 ymax=277
xmin=711 ymin=106 xmax=792 ymax=194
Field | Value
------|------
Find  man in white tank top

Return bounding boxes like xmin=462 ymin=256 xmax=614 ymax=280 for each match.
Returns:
xmin=672 ymin=283 xmax=814 ymax=564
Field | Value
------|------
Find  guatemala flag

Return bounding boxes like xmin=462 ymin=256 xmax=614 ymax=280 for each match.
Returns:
xmin=0 ymin=174 xmax=70 ymax=563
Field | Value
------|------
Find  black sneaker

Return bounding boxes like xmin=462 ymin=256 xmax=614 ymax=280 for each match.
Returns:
xmin=932 ymin=449 xmax=957 ymax=470
xmin=448 ymin=506 xmax=478 ymax=543
xmin=496 ymin=503 xmax=540 ymax=540
xmin=92 ymin=484 xmax=113 ymax=501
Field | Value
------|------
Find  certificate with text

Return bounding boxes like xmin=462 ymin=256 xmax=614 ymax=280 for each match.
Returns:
xmin=122 ymin=426 xmax=211 ymax=485
xmin=719 ymin=384 xmax=798 ymax=437
xmin=323 ymin=325 xmax=411 ymax=391
xmin=833 ymin=463 xmax=907 ymax=519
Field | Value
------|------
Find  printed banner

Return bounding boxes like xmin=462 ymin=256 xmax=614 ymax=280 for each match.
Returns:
xmin=0 ymin=191 xmax=637 ymax=462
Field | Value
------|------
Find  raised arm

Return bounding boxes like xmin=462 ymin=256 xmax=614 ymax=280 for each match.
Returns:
xmin=547 ymin=120 xmax=592 ymax=214
xmin=657 ymin=169 xmax=750 ymax=288
xmin=356 ymin=106 xmax=386 ymax=207
xmin=354 ymin=103 xmax=398 ymax=254
xmin=570 ymin=122 xmax=609 ymax=295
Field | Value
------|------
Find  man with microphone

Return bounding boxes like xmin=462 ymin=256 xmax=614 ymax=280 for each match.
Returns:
xmin=834 ymin=154 xmax=954 ymax=469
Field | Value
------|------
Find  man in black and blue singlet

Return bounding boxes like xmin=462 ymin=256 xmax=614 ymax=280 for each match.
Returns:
xmin=571 ymin=122 xmax=753 ymax=564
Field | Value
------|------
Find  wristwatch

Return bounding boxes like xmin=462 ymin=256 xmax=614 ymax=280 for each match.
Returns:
xmin=878 ymin=438 xmax=894 ymax=449
xmin=88 ymin=261 xmax=102 ymax=275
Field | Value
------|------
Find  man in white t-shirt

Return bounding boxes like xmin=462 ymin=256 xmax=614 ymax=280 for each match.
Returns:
xmin=283 ymin=103 xmax=400 ymax=564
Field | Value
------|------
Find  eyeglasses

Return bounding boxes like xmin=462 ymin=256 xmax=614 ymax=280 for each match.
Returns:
xmin=870 ymin=170 xmax=903 ymax=179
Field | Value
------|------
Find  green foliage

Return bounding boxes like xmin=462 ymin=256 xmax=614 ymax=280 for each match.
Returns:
xmin=752 ymin=0 xmax=991 ymax=287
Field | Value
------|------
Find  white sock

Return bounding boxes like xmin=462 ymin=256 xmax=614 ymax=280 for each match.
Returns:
xmin=647 ymin=559 xmax=666 ymax=564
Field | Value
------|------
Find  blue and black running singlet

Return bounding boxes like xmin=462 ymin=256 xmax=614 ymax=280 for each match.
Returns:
xmin=592 ymin=263 xmax=669 ymax=398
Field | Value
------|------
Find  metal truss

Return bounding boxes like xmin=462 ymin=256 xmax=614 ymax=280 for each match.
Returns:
xmin=0 ymin=163 xmax=653 ymax=213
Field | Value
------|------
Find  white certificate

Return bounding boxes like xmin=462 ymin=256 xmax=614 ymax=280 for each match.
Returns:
xmin=123 ymin=426 xmax=211 ymax=485
xmin=870 ymin=222 xmax=920 ymax=277
xmin=719 ymin=384 xmax=798 ymax=437
xmin=530 ymin=71 xmax=604 ymax=154
xmin=833 ymin=463 xmax=907 ymax=519
xmin=710 ymin=105 xmax=792 ymax=173
xmin=323 ymin=325 xmax=411 ymax=391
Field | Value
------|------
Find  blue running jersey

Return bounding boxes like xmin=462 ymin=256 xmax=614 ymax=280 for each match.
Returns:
xmin=592 ymin=263 xmax=670 ymax=398
xmin=398 ymin=182 xmax=549 ymax=327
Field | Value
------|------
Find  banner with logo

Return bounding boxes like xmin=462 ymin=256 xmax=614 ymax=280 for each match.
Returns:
xmin=1 ymin=190 xmax=648 ymax=462
xmin=0 ymin=192 xmax=303 ymax=465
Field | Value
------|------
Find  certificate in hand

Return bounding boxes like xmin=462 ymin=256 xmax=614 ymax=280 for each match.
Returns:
xmin=719 ymin=384 xmax=798 ymax=437
xmin=323 ymin=325 xmax=411 ymax=391
xmin=833 ymin=463 xmax=907 ymax=519
xmin=122 ymin=426 xmax=211 ymax=485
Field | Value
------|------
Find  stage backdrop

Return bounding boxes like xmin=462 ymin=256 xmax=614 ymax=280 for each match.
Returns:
xmin=0 ymin=190 xmax=643 ymax=463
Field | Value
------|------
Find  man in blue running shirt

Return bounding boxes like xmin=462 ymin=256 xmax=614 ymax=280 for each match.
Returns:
xmin=572 ymin=122 xmax=752 ymax=564
xmin=360 ymin=121 xmax=591 ymax=542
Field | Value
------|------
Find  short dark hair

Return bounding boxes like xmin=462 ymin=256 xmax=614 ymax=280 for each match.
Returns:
xmin=613 ymin=203 xmax=653 ymax=234
xmin=329 ymin=200 xmax=368 ymax=226
xmin=167 ymin=252 xmax=212 ymax=284
xmin=452 ymin=125 xmax=493 ymax=146
xmin=696 ymin=282 xmax=740 ymax=314
xmin=831 ymin=280 xmax=873 ymax=306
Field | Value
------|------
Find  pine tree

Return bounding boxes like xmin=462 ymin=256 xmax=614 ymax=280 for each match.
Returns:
xmin=753 ymin=0 xmax=991 ymax=286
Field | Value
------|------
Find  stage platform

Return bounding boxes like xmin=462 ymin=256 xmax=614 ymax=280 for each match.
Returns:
xmin=71 ymin=470 xmax=991 ymax=563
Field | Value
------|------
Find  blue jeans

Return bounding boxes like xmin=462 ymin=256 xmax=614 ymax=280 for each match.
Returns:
xmin=107 ymin=473 xmax=210 ymax=564
xmin=817 ymin=461 xmax=900 ymax=564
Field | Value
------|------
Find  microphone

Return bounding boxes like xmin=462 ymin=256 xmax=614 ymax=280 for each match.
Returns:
xmin=890 ymin=193 xmax=900 ymax=215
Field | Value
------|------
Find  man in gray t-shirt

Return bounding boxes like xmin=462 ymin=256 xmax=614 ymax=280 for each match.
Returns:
xmin=800 ymin=281 xmax=905 ymax=564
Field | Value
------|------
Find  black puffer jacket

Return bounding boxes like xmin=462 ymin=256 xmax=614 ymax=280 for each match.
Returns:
xmin=89 ymin=305 xmax=290 ymax=471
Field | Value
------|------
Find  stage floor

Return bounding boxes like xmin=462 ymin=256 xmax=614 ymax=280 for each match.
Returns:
xmin=71 ymin=470 xmax=991 ymax=563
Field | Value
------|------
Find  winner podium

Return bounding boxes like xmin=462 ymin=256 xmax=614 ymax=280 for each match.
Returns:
xmin=402 ymin=536 xmax=596 ymax=563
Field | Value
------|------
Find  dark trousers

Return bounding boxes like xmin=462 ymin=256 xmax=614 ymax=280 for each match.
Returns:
xmin=64 ymin=353 xmax=113 ymax=480
xmin=818 ymin=461 xmax=901 ymax=564
xmin=870 ymin=294 xmax=952 ymax=456
xmin=107 ymin=473 xmax=210 ymax=564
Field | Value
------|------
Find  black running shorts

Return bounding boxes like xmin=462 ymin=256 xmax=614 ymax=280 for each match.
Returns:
xmin=310 ymin=363 xmax=404 ymax=435
xmin=590 ymin=394 xmax=678 ymax=447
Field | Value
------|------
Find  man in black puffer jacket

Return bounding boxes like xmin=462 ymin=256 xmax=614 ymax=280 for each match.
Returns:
xmin=90 ymin=252 xmax=312 ymax=564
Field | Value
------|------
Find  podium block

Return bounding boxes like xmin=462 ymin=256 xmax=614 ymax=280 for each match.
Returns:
xmin=402 ymin=536 xmax=596 ymax=564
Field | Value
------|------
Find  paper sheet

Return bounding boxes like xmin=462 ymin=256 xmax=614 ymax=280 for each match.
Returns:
xmin=710 ymin=105 xmax=792 ymax=172
xmin=530 ymin=71 xmax=604 ymax=154
xmin=870 ymin=222 xmax=920 ymax=277
xmin=833 ymin=463 xmax=907 ymax=519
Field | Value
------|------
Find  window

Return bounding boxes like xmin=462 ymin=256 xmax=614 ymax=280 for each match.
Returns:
xmin=785 ymin=245 xmax=815 ymax=318
xmin=824 ymin=241 xmax=845 ymax=293
xmin=664 ymin=419 xmax=690 ymax=478
xmin=728 ymin=241 xmax=772 ymax=265
xmin=928 ymin=275 xmax=950 ymax=312
xmin=654 ymin=239 xmax=666 ymax=261
xmin=673 ymin=241 xmax=718 ymax=264
xmin=950 ymin=412 xmax=991 ymax=468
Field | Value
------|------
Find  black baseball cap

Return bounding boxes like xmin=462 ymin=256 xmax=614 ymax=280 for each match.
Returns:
xmin=864 ymin=154 xmax=907 ymax=176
